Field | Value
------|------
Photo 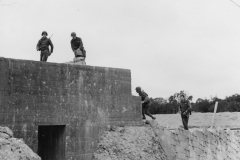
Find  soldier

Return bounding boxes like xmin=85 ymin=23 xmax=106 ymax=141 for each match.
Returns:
xmin=135 ymin=86 xmax=156 ymax=120
xmin=70 ymin=32 xmax=86 ymax=60
xmin=179 ymin=95 xmax=192 ymax=130
xmin=36 ymin=31 xmax=54 ymax=62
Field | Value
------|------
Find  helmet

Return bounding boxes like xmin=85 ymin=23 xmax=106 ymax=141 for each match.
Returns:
xmin=135 ymin=86 xmax=141 ymax=92
xmin=42 ymin=31 xmax=48 ymax=36
xmin=71 ymin=32 xmax=76 ymax=37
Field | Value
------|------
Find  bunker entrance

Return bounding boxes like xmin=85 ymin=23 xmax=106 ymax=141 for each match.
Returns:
xmin=38 ymin=125 xmax=66 ymax=160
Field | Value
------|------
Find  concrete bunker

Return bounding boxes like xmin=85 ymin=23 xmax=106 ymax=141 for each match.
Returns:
xmin=0 ymin=57 xmax=142 ymax=160
xmin=38 ymin=125 xmax=66 ymax=160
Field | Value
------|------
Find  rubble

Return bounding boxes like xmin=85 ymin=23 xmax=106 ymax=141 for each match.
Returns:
xmin=95 ymin=120 xmax=240 ymax=160
xmin=94 ymin=125 xmax=167 ymax=160
xmin=0 ymin=127 xmax=40 ymax=160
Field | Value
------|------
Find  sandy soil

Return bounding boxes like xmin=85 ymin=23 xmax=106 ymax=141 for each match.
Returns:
xmin=94 ymin=126 xmax=167 ymax=160
xmin=147 ymin=112 xmax=240 ymax=129
xmin=94 ymin=112 xmax=240 ymax=159
xmin=0 ymin=127 xmax=40 ymax=160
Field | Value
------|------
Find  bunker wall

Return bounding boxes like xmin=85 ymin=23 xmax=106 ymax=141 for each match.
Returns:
xmin=0 ymin=57 xmax=142 ymax=160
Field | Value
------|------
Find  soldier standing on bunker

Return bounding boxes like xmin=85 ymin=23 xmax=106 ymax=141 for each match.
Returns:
xmin=135 ymin=87 xmax=156 ymax=120
xmin=36 ymin=31 xmax=54 ymax=62
xmin=70 ymin=32 xmax=86 ymax=60
xmin=179 ymin=94 xmax=192 ymax=130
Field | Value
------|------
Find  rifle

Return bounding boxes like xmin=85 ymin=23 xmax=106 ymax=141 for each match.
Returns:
xmin=49 ymin=34 xmax=53 ymax=39
xmin=37 ymin=34 xmax=53 ymax=51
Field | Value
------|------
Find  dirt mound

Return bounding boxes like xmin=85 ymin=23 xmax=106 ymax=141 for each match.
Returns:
xmin=0 ymin=126 xmax=40 ymax=160
xmin=94 ymin=125 xmax=167 ymax=160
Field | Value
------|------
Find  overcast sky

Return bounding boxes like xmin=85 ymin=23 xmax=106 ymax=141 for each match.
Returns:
xmin=1 ymin=0 xmax=240 ymax=101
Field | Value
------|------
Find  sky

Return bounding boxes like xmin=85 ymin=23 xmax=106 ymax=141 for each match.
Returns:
xmin=1 ymin=0 xmax=240 ymax=102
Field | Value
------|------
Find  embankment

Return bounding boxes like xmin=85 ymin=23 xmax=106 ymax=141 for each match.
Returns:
xmin=94 ymin=121 xmax=240 ymax=160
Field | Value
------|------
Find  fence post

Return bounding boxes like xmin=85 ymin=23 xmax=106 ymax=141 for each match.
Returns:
xmin=211 ymin=101 xmax=218 ymax=129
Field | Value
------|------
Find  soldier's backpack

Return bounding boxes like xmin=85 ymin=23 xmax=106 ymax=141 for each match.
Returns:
xmin=142 ymin=91 xmax=150 ymax=103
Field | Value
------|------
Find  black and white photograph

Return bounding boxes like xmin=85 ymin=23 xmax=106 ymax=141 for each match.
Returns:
xmin=1 ymin=0 xmax=240 ymax=159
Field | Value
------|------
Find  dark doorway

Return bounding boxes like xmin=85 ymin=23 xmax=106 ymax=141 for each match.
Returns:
xmin=38 ymin=125 xmax=66 ymax=160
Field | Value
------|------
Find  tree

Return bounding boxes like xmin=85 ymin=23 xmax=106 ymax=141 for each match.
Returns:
xmin=226 ymin=94 xmax=240 ymax=103
xmin=171 ymin=90 xmax=193 ymax=103
xmin=195 ymin=98 xmax=210 ymax=112
xmin=154 ymin=97 xmax=167 ymax=104
xmin=149 ymin=92 xmax=240 ymax=114
xmin=167 ymin=90 xmax=193 ymax=113
xmin=217 ymin=101 xmax=229 ymax=112
xmin=149 ymin=97 xmax=168 ymax=114
xmin=227 ymin=101 xmax=240 ymax=112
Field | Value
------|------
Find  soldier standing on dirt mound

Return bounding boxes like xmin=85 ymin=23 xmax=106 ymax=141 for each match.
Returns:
xmin=36 ymin=31 xmax=54 ymax=62
xmin=179 ymin=94 xmax=192 ymax=130
xmin=135 ymin=87 xmax=156 ymax=120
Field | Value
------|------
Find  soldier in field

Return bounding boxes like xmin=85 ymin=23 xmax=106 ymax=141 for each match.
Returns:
xmin=179 ymin=94 xmax=192 ymax=130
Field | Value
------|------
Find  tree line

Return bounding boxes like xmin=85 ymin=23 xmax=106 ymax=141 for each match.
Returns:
xmin=149 ymin=91 xmax=240 ymax=114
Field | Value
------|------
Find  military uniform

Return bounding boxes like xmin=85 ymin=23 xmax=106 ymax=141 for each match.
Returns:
xmin=179 ymin=100 xmax=191 ymax=130
xmin=36 ymin=32 xmax=54 ymax=62
xmin=138 ymin=90 xmax=155 ymax=120
xmin=71 ymin=37 xmax=86 ymax=58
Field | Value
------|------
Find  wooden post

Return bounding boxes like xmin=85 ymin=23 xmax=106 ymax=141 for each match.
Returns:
xmin=211 ymin=101 xmax=218 ymax=129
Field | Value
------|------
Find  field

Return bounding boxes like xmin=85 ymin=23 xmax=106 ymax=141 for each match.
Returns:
xmin=145 ymin=112 xmax=240 ymax=129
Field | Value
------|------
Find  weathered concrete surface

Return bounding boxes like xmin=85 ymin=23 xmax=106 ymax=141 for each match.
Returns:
xmin=148 ymin=121 xmax=240 ymax=160
xmin=0 ymin=126 xmax=40 ymax=160
xmin=0 ymin=57 xmax=142 ymax=160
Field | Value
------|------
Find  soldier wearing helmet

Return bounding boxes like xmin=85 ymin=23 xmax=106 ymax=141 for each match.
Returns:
xmin=70 ymin=32 xmax=86 ymax=60
xmin=36 ymin=31 xmax=54 ymax=62
xmin=135 ymin=86 xmax=156 ymax=120
xmin=179 ymin=94 xmax=192 ymax=130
